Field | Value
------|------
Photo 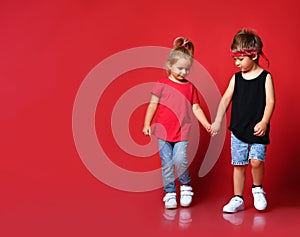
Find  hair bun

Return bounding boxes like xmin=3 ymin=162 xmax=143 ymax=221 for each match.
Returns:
xmin=173 ymin=37 xmax=190 ymax=47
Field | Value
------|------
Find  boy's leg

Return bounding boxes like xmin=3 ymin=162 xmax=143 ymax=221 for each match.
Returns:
xmin=233 ymin=165 xmax=247 ymax=196
xmin=251 ymin=159 xmax=264 ymax=186
xmin=223 ymin=133 xmax=248 ymax=213
xmin=231 ymin=133 xmax=249 ymax=197
xmin=249 ymin=144 xmax=267 ymax=211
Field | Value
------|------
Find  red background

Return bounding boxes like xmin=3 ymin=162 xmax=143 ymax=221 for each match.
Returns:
xmin=2 ymin=0 xmax=300 ymax=236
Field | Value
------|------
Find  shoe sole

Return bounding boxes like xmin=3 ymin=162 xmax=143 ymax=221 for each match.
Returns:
xmin=254 ymin=205 xmax=267 ymax=211
xmin=223 ymin=205 xmax=245 ymax=213
xmin=180 ymin=202 xmax=192 ymax=207
xmin=165 ymin=205 xmax=177 ymax=209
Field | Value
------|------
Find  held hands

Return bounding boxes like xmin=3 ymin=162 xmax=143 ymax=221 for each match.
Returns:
xmin=204 ymin=122 xmax=221 ymax=137
xmin=253 ymin=121 xmax=267 ymax=137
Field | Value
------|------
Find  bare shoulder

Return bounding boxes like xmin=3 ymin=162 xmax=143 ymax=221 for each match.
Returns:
xmin=265 ymin=72 xmax=274 ymax=86
xmin=266 ymin=72 xmax=273 ymax=80
xmin=228 ymin=74 xmax=236 ymax=89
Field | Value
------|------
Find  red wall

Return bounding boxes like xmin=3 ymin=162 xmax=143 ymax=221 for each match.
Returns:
xmin=2 ymin=0 xmax=299 ymax=234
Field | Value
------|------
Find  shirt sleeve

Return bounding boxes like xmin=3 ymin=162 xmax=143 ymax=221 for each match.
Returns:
xmin=151 ymin=80 xmax=164 ymax=98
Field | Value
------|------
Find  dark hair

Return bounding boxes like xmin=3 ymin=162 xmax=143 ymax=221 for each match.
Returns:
xmin=231 ymin=28 xmax=263 ymax=54
xmin=231 ymin=28 xmax=265 ymax=65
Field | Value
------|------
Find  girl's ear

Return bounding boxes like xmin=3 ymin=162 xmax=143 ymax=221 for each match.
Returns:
xmin=166 ymin=62 xmax=171 ymax=71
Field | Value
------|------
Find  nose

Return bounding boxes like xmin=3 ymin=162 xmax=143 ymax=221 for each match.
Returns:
xmin=180 ymin=69 xmax=188 ymax=75
xmin=235 ymin=60 xmax=240 ymax=67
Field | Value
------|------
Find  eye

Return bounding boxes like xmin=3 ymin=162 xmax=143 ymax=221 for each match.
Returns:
xmin=234 ymin=57 xmax=243 ymax=62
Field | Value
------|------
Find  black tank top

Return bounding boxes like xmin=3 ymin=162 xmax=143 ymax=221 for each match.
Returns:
xmin=229 ymin=70 xmax=270 ymax=144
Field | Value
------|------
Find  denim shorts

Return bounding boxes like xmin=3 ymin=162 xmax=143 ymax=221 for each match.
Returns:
xmin=231 ymin=133 xmax=267 ymax=165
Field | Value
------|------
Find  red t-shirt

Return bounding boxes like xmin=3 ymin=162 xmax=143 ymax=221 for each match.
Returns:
xmin=151 ymin=77 xmax=200 ymax=142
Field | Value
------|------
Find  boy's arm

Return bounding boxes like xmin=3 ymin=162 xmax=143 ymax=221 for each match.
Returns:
xmin=142 ymin=94 xmax=159 ymax=136
xmin=192 ymin=104 xmax=211 ymax=132
xmin=254 ymin=73 xmax=275 ymax=136
xmin=211 ymin=75 xmax=235 ymax=135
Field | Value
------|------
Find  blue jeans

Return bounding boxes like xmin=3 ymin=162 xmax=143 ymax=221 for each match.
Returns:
xmin=158 ymin=139 xmax=191 ymax=193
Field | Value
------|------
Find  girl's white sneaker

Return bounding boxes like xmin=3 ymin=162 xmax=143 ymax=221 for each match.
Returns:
xmin=163 ymin=192 xmax=177 ymax=209
xmin=180 ymin=185 xmax=193 ymax=207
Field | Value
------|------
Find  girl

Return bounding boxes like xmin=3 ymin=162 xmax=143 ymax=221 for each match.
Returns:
xmin=143 ymin=37 xmax=211 ymax=209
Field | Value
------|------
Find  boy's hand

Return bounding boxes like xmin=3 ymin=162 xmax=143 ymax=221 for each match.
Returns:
xmin=253 ymin=121 xmax=267 ymax=137
xmin=210 ymin=122 xmax=221 ymax=137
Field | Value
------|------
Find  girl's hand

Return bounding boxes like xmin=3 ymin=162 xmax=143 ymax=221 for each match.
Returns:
xmin=253 ymin=121 xmax=267 ymax=137
xmin=142 ymin=125 xmax=151 ymax=136
xmin=205 ymin=124 xmax=212 ymax=133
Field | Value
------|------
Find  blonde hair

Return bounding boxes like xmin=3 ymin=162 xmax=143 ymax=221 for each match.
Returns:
xmin=167 ymin=37 xmax=194 ymax=66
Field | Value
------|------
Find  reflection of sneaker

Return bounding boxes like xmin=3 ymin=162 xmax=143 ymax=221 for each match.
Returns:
xmin=223 ymin=196 xmax=245 ymax=213
xmin=180 ymin=185 xmax=193 ymax=207
xmin=252 ymin=187 xmax=267 ymax=211
xmin=179 ymin=208 xmax=192 ymax=229
xmin=223 ymin=212 xmax=244 ymax=225
xmin=163 ymin=209 xmax=177 ymax=221
xmin=252 ymin=214 xmax=266 ymax=231
xmin=163 ymin=192 xmax=177 ymax=209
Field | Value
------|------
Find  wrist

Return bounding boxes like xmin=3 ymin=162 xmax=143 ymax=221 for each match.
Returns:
xmin=144 ymin=122 xmax=151 ymax=126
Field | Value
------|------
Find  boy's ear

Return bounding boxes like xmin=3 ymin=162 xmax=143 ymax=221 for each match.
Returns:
xmin=251 ymin=53 xmax=258 ymax=61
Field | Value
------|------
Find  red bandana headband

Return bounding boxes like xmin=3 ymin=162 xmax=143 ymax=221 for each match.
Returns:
xmin=230 ymin=48 xmax=258 ymax=57
xmin=230 ymin=49 xmax=270 ymax=67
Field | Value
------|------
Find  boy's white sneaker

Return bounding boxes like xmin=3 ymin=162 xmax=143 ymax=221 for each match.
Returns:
xmin=163 ymin=192 xmax=177 ymax=209
xmin=252 ymin=187 xmax=267 ymax=211
xmin=180 ymin=185 xmax=194 ymax=207
xmin=223 ymin=196 xmax=245 ymax=213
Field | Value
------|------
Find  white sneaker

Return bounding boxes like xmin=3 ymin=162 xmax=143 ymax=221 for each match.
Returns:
xmin=223 ymin=196 xmax=245 ymax=213
xmin=180 ymin=185 xmax=193 ymax=207
xmin=163 ymin=192 xmax=177 ymax=209
xmin=252 ymin=187 xmax=267 ymax=211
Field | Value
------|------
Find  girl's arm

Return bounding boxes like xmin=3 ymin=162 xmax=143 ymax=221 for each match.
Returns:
xmin=192 ymin=104 xmax=211 ymax=132
xmin=211 ymin=75 xmax=235 ymax=135
xmin=253 ymin=73 xmax=275 ymax=136
xmin=142 ymin=94 xmax=159 ymax=136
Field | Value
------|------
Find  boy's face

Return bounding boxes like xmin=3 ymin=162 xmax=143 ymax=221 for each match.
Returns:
xmin=233 ymin=55 xmax=257 ymax=73
xmin=168 ymin=58 xmax=192 ymax=82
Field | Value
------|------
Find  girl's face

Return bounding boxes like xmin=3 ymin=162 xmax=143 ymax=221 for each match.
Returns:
xmin=168 ymin=58 xmax=192 ymax=82
xmin=233 ymin=55 xmax=257 ymax=72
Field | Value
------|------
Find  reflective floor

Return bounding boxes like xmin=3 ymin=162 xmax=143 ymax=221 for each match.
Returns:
xmin=2 ymin=175 xmax=299 ymax=237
